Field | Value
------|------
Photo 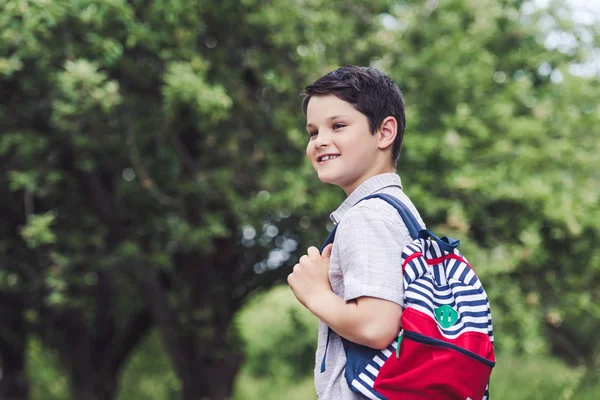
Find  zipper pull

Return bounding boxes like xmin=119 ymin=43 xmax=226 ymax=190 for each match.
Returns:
xmin=396 ymin=329 xmax=404 ymax=358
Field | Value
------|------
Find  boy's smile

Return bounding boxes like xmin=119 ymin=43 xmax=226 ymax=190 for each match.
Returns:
xmin=317 ymin=153 xmax=340 ymax=164
xmin=305 ymin=95 xmax=394 ymax=195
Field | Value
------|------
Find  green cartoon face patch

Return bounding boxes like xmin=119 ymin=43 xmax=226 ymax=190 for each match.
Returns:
xmin=434 ymin=305 xmax=459 ymax=328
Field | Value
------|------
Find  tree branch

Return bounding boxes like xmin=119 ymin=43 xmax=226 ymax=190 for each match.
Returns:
xmin=93 ymin=271 xmax=116 ymax=366
xmin=126 ymin=122 xmax=177 ymax=207
xmin=170 ymin=132 xmax=205 ymax=179
xmin=61 ymin=148 xmax=121 ymax=229
xmin=105 ymin=307 xmax=152 ymax=375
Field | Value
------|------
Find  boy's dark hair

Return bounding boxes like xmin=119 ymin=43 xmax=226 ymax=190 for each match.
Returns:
xmin=301 ymin=65 xmax=406 ymax=164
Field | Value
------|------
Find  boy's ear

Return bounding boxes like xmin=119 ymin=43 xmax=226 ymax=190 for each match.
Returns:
xmin=377 ymin=116 xmax=397 ymax=151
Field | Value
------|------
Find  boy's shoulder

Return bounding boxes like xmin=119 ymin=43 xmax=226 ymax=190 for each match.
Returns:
xmin=335 ymin=187 xmax=425 ymax=241
xmin=331 ymin=189 xmax=419 ymax=267
xmin=337 ymin=190 xmax=408 ymax=233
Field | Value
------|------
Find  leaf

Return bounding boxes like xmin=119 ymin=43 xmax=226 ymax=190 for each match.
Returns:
xmin=20 ymin=212 xmax=56 ymax=249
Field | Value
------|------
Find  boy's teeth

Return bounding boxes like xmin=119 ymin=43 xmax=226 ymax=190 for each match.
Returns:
xmin=321 ymin=155 xmax=339 ymax=161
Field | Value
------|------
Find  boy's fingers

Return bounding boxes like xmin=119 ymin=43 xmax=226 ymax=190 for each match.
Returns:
xmin=307 ymin=246 xmax=320 ymax=259
xmin=321 ymin=244 xmax=333 ymax=259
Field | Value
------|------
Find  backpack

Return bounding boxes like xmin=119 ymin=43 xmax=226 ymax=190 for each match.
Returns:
xmin=320 ymin=193 xmax=495 ymax=400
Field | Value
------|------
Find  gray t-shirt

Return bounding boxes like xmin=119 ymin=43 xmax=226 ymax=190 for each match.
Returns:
xmin=314 ymin=173 xmax=425 ymax=400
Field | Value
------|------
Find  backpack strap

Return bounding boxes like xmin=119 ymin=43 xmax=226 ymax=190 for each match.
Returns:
xmin=319 ymin=224 xmax=338 ymax=253
xmin=362 ymin=193 xmax=460 ymax=253
xmin=317 ymin=226 xmax=337 ymax=372
xmin=321 ymin=192 xmax=459 ymax=255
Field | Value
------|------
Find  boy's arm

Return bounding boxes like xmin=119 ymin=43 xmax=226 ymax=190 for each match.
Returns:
xmin=309 ymin=291 xmax=402 ymax=349
xmin=288 ymin=246 xmax=402 ymax=349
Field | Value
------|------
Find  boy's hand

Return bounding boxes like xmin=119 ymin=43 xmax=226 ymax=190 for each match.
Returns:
xmin=288 ymin=244 xmax=333 ymax=309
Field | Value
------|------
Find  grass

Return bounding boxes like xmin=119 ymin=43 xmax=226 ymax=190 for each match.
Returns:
xmin=233 ymin=355 xmax=600 ymax=400
xmin=30 ymin=330 xmax=600 ymax=400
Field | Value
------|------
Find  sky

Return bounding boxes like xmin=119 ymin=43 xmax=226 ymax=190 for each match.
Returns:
xmin=565 ymin=0 xmax=600 ymax=24
xmin=532 ymin=0 xmax=600 ymax=77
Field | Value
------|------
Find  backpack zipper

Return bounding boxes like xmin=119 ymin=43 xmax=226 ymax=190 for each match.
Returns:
xmin=395 ymin=329 xmax=403 ymax=358
xmin=402 ymin=330 xmax=495 ymax=368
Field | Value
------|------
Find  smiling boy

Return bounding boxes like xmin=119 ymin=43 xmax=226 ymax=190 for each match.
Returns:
xmin=287 ymin=66 xmax=425 ymax=399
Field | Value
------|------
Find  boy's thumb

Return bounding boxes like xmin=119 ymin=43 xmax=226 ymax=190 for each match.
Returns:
xmin=321 ymin=244 xmax=333 ymax=259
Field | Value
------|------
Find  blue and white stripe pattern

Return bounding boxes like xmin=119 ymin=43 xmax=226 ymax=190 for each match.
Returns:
xmin=349 ymin=341 xmax=399 ymax=400
xmin=402 ymin=238 xmax=494 ymax=343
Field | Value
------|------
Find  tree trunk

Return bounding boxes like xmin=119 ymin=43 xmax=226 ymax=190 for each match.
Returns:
xmin=134 ymin=264 xmax=245 ymax=400
xmin=0 ymin=305 xmax=29 ymax=400
xmin=40 ymin=304 xmax=151 ymax=400
xmin=0 ymin=354 xmax=29 ymax=400
xmin=69 ymin=374 xmax=117 ymax=400
xmin=170 ymin=350 xmax=244 ymax=400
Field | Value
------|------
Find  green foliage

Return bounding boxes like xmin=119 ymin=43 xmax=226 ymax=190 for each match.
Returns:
xmin=118 ymin=332 xmax=180 ymax=400
xmin=52 ymin=59 xmax=122 ymax=131
xmin=490 ymin=356 xmax=600 ymax=400
xmin=20 ymin=212 xmax=56 ymax=249
xmin=235 ymin=286 xmax=319 ymax=379
xmin=162 ymin=61 xmax=232 ymax=126
xmin=233 ymin=286 xmax=319 ymax=400
xmin=28 ymin=338 xmax=68 ymax=400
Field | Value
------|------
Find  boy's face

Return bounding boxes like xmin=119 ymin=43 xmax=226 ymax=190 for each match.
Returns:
xmin=305 ymin=95 xmax=383 ymax=195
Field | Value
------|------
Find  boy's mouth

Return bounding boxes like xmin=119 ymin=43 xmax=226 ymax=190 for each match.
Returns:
xmin=317 ymin=153 xmax=340 ymax=163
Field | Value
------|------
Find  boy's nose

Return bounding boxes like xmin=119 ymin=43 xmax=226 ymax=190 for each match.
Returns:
xmin=314 ymin=131 xmax=331 ymax=148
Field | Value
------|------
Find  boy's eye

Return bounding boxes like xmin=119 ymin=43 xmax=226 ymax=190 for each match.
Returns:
xmin=308 ymin=130 xmax=318 ymax=138
xmin=332 ymin=123 xmax=345 ymax=130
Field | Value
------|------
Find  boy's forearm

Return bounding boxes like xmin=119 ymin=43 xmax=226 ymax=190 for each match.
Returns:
xmin=307 ymin=291 xmax=399 ymax=349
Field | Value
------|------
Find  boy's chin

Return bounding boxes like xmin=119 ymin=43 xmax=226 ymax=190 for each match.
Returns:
xmin=316 ymin=172 xmax=334 ymax=184
xmin=317 ymin=174 xmax=343 ymax=187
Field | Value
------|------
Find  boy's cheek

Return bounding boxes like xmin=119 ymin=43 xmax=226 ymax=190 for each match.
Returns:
xmin=305 ymin=150 xmax=317 ymax=167
xmin=306 ymin=147 xmax=314 ymax=162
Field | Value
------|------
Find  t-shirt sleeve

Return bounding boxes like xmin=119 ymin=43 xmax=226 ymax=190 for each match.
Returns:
xmin=335 ymin=202 xmax=413 ymax=305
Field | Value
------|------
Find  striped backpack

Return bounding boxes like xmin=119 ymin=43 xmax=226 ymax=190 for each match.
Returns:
xmin=320 ymin=193 xmax=495 ymax=400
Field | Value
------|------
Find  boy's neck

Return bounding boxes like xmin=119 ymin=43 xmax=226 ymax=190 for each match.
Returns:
xmin=343 ymin=167 xmax=396 ymax=196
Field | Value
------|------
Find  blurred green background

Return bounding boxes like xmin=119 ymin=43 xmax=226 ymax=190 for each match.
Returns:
xmin=1 ymin=0 xmax=599 ymax=399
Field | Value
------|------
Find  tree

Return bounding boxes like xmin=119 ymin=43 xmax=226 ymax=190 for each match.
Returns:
xmin=379 ymin=0 xmax=600 ymax=378
xmin=0 ymin=0 xmax=390 ymax=398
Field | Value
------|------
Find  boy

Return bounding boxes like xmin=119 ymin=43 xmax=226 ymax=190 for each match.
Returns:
xmin=287 ymin=66 xmax=425 ymax=399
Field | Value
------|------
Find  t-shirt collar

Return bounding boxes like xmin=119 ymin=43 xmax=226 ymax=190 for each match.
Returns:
xmin=330 ymin=173 xmax=403 ymax=224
